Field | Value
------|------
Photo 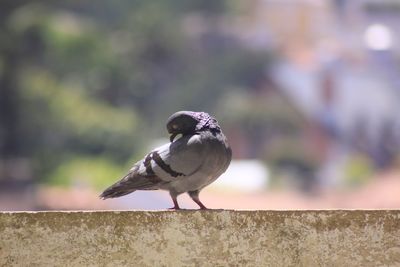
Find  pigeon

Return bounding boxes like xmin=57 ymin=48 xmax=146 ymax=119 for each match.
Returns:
xmin=100 ymin=111 xmax=232 ymax=210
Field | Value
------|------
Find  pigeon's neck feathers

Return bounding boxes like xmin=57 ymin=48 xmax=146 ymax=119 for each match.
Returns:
xmin=192 ymin=112 xmax=221 ymax=134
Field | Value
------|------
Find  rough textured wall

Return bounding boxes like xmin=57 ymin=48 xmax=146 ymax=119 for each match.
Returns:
xmin=1 ymin=210 xmax=400 ymax=266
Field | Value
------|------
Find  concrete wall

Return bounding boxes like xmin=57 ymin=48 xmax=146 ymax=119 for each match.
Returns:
xmin=1 ymin=210 xmax=399 ymax=266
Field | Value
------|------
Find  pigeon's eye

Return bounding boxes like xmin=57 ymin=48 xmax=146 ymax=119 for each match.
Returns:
xmin=172 ymin=124 xmax=179 ymax=130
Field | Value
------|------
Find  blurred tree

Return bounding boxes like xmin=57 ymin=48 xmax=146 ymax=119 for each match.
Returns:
xmin=1 ymin=1 xmax=144 ymax=183
xmin=0 ymin=1 xmax=27 ymax=159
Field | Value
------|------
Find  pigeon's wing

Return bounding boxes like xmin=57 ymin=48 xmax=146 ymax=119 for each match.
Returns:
xmin=99 ymin=135 xmax=205 ymax=199
xmin=149 ymin=134 xmax=206 ymax=181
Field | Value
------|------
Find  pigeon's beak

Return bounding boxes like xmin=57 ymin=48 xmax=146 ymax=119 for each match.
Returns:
xmin=170 ymin=133 xmax=178 ymax=142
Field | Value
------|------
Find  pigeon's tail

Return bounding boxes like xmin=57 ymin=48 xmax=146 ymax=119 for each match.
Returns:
xmin=100 ymin=169 xmax=161 ymax=199
xmin=99 ymin=171 xmax=139 ymax=199
xmin=99 ymin=184 xmax=136 ymax=199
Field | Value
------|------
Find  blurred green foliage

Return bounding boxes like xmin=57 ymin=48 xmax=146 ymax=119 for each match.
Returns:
xmin=343 ymin=154 xmax=373 ymax=188
xmin=47 ymin=156 xmax=124 ymax=189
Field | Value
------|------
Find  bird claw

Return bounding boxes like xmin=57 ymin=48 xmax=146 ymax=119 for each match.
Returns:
xmin=168 ymin=206 xmax=181 ymax=210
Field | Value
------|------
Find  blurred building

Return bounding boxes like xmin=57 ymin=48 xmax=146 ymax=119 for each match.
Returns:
xmin=203 ymin=0 xmax=400 ymax=192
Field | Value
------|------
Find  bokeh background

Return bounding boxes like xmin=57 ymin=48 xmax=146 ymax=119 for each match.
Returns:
xmin=2 ymin=0 xmax=400 ymax=210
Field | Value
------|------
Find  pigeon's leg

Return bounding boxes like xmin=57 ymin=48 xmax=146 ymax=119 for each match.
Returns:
xmin=169 ymin=192 xmax=181 ymax=210
xmin=188 ymin=190 xmax=208 ymax=210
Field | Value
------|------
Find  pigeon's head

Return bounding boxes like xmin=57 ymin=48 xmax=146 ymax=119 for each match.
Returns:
xmin=166 ymin=111 xmax=198 ymax=142
xmin=166 ymin=111 xmax=221 ymax=142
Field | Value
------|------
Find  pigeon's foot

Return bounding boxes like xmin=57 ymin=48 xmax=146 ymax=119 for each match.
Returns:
xmin=195 ymin=201 xmax=208 ymax=210
xmin=168 ymin=206 xmax=181 ymax=210
xmin=169 ymin=194 xmax=181 ymax=210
